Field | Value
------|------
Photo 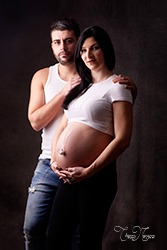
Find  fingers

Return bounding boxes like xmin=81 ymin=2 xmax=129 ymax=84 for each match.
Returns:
xmin=60 ymin=167 xmax=77 ymax=184
xmin=113 ymin=74 xmax=135 ymax=89
xmin=58 ymin=166 xmax=85 ymax=184
xmin=61 ymin=177 xmax=72 ymax=184
xmin=60 ymin=169 xmax=73 ymax=179
xmin=69 ymin=76 xmax=81 ymax=84
xmin=50 ymin=161 xmax=58 ymax=172
xmin=51 ymin=162 xmax=66 ymax=178
xmin=113 ymin=74 xmax=130 ymax=83
xmin=69 ymin=77 xmax=81 ymax=89
xmin=50 ymin=163 xmax=78 ymax=184
xmin=62 ymin=178 xmax=77 ymax=184
xmin=112 ymin=74 xmax=124 ymax=83
xmin=63 ymin=77 xmax=81 ymax=96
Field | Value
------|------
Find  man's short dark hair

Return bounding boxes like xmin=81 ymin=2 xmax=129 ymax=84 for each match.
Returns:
xmin=50 ymin=17 xmax=80 ymax=40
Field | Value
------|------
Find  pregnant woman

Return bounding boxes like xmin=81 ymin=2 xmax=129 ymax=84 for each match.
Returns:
xmin=47 ymin=26 xmax=133 ymax=250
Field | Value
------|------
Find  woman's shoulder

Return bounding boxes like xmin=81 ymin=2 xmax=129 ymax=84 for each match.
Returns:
xmin=105 ymin=75 xmax=133 ymax=103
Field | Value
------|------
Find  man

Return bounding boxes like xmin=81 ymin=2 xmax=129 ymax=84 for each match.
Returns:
xmin=23 ymin=17 xmax=137 ymax=250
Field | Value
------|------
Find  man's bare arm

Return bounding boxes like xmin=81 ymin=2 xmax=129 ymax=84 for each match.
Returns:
xmin=28 ymin=68 xmax=80 ymax=131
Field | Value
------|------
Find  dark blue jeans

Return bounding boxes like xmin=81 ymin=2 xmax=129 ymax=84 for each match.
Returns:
xmin=23 ymin=159 xmax=59 ymax=250
xmin=47 ymin=161 xmax=117 ymax=250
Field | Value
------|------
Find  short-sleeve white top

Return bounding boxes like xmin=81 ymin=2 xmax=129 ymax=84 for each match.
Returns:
xmin=65 ymin=74 xmax=132 ymax=137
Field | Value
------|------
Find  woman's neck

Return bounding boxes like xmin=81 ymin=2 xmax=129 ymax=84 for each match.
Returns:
xmin=91 ymin=69 xmax=113 ymax=83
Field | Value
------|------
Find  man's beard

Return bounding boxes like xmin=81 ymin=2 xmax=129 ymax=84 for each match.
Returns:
xmin=56 ymin=52 xmax=74 ymax=66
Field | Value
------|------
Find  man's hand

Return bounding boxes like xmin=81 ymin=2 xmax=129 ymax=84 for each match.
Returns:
xmin=62 ymin=76 xmax=81 ymax=96
xmin=113 ymin=74 xmax=137 ymax=103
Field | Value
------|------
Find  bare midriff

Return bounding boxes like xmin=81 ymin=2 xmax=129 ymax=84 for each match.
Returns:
xmin=54 ymin=122 xmax=113 ymax=169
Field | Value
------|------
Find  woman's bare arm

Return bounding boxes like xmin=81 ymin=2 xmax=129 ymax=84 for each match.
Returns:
xmin=63 ymin=101 xmax=133 ymax=183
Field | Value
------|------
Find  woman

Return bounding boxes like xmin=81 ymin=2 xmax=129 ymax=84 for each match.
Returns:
xmin=47 ymin=26 xmax=133 ymax=250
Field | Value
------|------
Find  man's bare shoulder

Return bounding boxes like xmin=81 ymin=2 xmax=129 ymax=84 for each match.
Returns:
xmin=34 ymin=67 xmax=49 ymax=79
xmin=32 ymin=67 xmax=50 ymax=87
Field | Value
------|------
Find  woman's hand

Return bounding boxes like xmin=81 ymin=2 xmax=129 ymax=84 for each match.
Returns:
xmin=60 ymin=166 xmax=89 ymax=184
xmin=50 ymin=161 xmax=62 ymax=176
xmin=50 ymin=162 xmax=69 ymax=183
xmin=51 ymin=162 xmax=88 ymax=184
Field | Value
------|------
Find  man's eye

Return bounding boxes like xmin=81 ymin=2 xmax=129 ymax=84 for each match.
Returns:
xmin=53 ymin=41 xmax=60 ymax=45
xmin=66 ymin=39 xmax=72 ymax=44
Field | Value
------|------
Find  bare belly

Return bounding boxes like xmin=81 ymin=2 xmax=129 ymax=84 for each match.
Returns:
xmin=54 ymin=122 xmax=113 ymax=169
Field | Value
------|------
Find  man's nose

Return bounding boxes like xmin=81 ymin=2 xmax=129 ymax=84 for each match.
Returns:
xmin=60 ymin=41 xmax=66 ymax=51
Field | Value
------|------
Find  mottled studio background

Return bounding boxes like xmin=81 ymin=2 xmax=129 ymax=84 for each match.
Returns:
xmin=0 ymin=0 xmax=166 ymax=249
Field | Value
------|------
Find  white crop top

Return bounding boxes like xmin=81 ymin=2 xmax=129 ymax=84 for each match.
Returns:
xmin=65 ymin=74 xmax=132 ymax=137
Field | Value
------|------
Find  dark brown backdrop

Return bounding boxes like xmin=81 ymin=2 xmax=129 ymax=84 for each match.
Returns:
xmin=0 ymin=0 xmax=165 ymax=249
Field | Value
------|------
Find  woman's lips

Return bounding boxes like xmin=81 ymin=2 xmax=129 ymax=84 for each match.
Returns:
xmin=87 ymin=60 xmax=96 ymax=64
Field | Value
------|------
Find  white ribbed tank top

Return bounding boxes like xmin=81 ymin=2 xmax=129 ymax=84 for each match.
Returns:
xmin=39 ymin=63 xmax=66 ymax=159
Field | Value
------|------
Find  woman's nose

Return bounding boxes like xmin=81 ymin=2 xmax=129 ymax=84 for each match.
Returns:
xmin=86 ymin=49 xmax=92 ymax=58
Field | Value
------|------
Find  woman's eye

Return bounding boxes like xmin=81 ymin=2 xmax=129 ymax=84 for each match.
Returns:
xmin=92 ymin=46 xmax=100 ymax=50
xmin=81 ymin=49 xmax=86 ymax=54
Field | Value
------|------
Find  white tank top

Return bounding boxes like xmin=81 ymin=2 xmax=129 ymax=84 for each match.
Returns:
xmin=39 ymin=63 xmax=66 ymax=159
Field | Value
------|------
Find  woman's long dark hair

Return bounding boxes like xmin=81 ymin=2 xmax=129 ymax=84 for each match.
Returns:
xmin=62 ymin=26 xmax=116 ymax=109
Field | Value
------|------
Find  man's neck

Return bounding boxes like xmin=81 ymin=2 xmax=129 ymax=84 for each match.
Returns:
xmin=58 ymin=62 xmax=78 ymax=81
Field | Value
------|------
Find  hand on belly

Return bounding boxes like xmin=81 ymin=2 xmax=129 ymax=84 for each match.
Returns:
xmin=51 ymin=162 xmax=91 ymax=184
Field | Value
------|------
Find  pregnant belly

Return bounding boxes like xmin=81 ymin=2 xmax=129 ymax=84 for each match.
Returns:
xmin=54 ymin=122 xmax=112 ymax=169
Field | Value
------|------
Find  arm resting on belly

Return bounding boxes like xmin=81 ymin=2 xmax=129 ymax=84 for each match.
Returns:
xmin=64 ymin=101 xmax=133 ymax=183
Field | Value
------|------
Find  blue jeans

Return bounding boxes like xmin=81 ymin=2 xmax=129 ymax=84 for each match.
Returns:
xmin=23 ymin=159 xmax=59 ymax=250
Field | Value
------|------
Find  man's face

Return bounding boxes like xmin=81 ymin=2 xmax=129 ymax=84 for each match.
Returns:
xmin=51 ymin=30 xmax=77 ymax=66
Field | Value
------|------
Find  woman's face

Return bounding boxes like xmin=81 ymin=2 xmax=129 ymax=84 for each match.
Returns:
xmin=80 ymin=36 xmax=106 ymax=72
